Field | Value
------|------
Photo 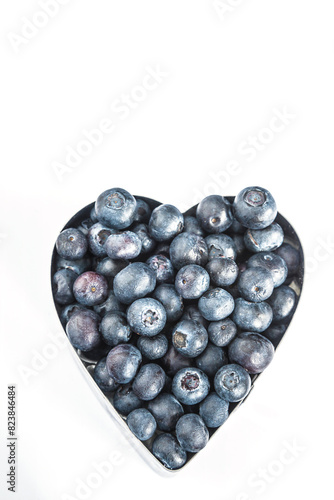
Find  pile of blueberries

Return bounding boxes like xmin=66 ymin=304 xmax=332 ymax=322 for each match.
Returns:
xmin=52 ymin=186 xmax=301 ymax=470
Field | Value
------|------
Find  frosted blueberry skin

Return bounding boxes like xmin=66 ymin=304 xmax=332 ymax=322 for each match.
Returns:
xmin=104 ymin=231 xmax=142 ymax=260
xmin=73 ymin=271 xmax=109 ymax=306
xmin=275 ymin=243 xmax=300 ymax=277
xmin=131 ymin=223 xmax=156 ymax=255
xmin=175 ymin=265 xmax=210 ymax=300
xmin=133 ymin=198 xmax=151 ymax=223
xmin=267 ymin=285 xmax=297 ymax=323
xmin=127 ymin=408 xmax=157 ymax=441
xmin=52 ymin=268 xmax=78 ymax=305
xmin=244 ymin=223 xmax=284 ymax=253
xmin=196 ymin=195 xmax=233 ymax=233
xmin=228 ymin=332 xmax=275 ymax=374
xmin=172 ymin=367 xmax=210 ymax=405
xmin=146 ymin=254 xmax=175 ymax=284
xmin=237 ymin=267 xmax=274 ymax=303
xmin=60 ymin=303 xmax=87 ymax=326
xmin=87 ymin=223 xmax=114 ymax=257
xmin=137 ymin=334 xmax=169 ymax=360
xmin=208 ymin=318 xmax=238 ymax=347
xmin=205 ymin=234 xmax=237 ymax=261
xmin=106 ymin=344 xmax=142 ymax=384
xmin=95 ymin=257 xmax=128 ymax=283
xmin=183 ymin=215 xmax=205 ymax=237
xmin=195 ymin=343 xmax=227 ymax=378
xmin=199 ymin=392 xmax=229 ymax=428
xmin=77 ymin=218 xmax=94 ymax=236
xmin=233 ymin=298 xmax=273 ymax=333
xmin=176 ymin=414 xmax=209 ymax=453
xmin=95 ymin=187 xmax=137 ymax=229
xmin=149 ymin=204 xmax=184 ymax=242
xmin=198 ymin=288 xmax=235 ymax=321
xmin=153 ymin=284 xmax=184 ymax=322
xmin=181 ymin=305 xmax=208 ymax=328
xmin=113 ymin=262 xmax=156 ymax=304
xmin=66 ymin=309 xmax=101 ymax=351
xmin=93 ymin=357 xmax=119 ymax=392
xmin=263 ymin=323 xmax=286 ymax=347
xmin=93 ymin=290 xmax=125 ymax=317
xmin=162 ymin=346 xmax=192 ymax=377
xmin=113 ymin=384 xmax=142 ymax=416
xmin=214 ymin=363 xmax=251 ymax=402
xmin=133 ymin=363 xmax=166 ymax=401
xmin=169 ymin=233 xmax=208 ymax=270
xmin=206 ymin=257 xmax=239 ymax=287
xmin=247 ymin=252 xmax=288 ymax=288
xmin=56 ymin=228 xmax=88 ymax=260
xmin=152 ymin=433 xmax=187 ymax=470
xmin=233 ymin=186 xmax=277 ymax=230
xmin=172 ymin=320 xmax=208 ymax=358
xmin=148 ymin=393 xmax=184 ymax=432
xmin=127 ymin=298 xmax=167 ymax=337
xmin=56 ymin=255 xmax=91 ymax=275
xmin=100 ymin=312 xmax=131 ymax=346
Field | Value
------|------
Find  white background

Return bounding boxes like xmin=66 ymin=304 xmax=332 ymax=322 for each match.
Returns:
xmin=1 ymin=1 xmax=333 ymax=499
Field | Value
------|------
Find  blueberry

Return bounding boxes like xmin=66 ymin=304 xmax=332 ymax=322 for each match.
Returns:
xmin=228 ymin=218 xmax=245 ymax=234
xmin=93 ymin=290 xmax=125 ymax=317
xmin=206 ymin=257 xmax=239 ymax=287
xmin=131 ymin=223 xmax=156 ymax=254
xmin=73 ymin=271 xmax=108 ymax=306
xmin=198 ymin=288 xmax=235 ymax=321
xmin=162 ymin=346 xmax=192 ymax=377
xmin=233 ymin=298 xmax=273 ymax=332
xmin=275 ymin=243 xmax=300 ymax=277
xmin=267 ymin=285 xmax=297 ymax=323
xmin=100 ymin=311 xmax=131 ymax=346
xmin=105 ymin=231 xmax=142 ymax=260
xmin=56 ymin=255 xmax=91 ymax=275
xmin=233 ymin=186 xmax=277 ymax=229
xmin=133 ymin=363 xmax=166 ymax=401
xmin=95 ymin=188 xmax=136 ymax=229
xmin=95 ymin=257 xmax=128 ymax=283
xmin=183 ymin=215 xmax=205 ymax=236
xmin=175 ymin=414 xmax=209 ymax=453
xmin=237 ymin=267 xmax=274 ymax=302
xmin=199 ymin=392 xmax=229 ymax=428
xmin=60 ymin=303 xmax=86 ymax=325
xmin=149 ymin=204 xmax=184 ymax=242
xmin=77 ymin=218 xmax=94 ymax=235
xmin=169 ymin=232 xmax=208 ymax=270
xmin=175 ymin=264 xmax=210 ymax=300
xmin=127 ymin=408 xmax=157 ymax=441
xmin=133 ymin=198 xmax=151 ymax=223
xmin=113 ymin=262 xmax=156 ymax=304
xmin=153 ymin=284 xmax=184 ymax=322
xmin=66 ymin=309 xmax=101 ymax=351
xmin=208 ymin=318 xmax=238 ymax=347
xmin=93 ymin=357 xmax=119 ymax=392
xmin=146 ymin=254 xmax=174 ymax=284
xmin=137 ymin=334 xmax=169 ymax=360
xmin=205 ymin=234 xmax=237 ymax=261
xmin=87 ymin=223 xmax=114 ymax=257
xmin=56 ymin=228 xmax=88 ymax=260
xmin=113 ymin=384 xmax=142 ymax=416
xmin=148 ymin=393 xmax=184 ymax=431
xmin=152 ymin=433 xmax=187 ymax=470
xmin=52 ymin=268 xmax=78 ymax=305
xmin=181 ymin=305 xmax=208 ymax=327
xmin=228 ymin=332 xmax=275 ymax=374
xmin=263 ymin=324 xmax=286 ymax=347
xmin=247 ymin=252 xmax=288 ymax=288
xmin=195 ymin=343 xmax=227 ymax=377
xmin=214 ymin=363 xmax=251 ymax=402
xmin=127 ymin=298 xmax=167 ymax=337
xmin=231 ymin=234 xmax=246 ymax=257
xmin=172 ymin=367 xmax=210 ymax=405
xmin=196 ymin=195 xmax=233 ymax=233
xmin=106 ymin=344 xmax=142 ymax=384
xmin=244 ymin=223 xmax=284 ymax=253
xmin=172 ymin=320 xmax=208 ymax=358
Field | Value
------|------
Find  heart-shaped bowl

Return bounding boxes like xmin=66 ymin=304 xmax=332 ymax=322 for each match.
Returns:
xmin=50 ymin=195 xmax=304 ymax=473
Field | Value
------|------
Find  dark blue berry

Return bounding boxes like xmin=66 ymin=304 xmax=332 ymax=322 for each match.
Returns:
xmin=237 ymin=267 xmax=274 ymax=303
xmin=175 ymin=414 xmax=209 ymax=452
xmin=93 ymin=357 xmax=119 ymax=392
xmin=105 ymin=231 xmax=142 ymax=260
xmin=56 ymin=255 xmax=91 ymax=275
xmin=233 ymin=298 xmax=273 ymax=332
xmin=175 ymin=265 xmax=210 ymax=300
xmin=56 ymin=228 xmax=88 ymax=260
xmin=205 ymin=234 xmax=237 ymax=261
xmin=52 ymin=268 xmax=78 ymax=305
xmin=196 ymin=195 xmax=233 ymax=233
xmin=95 ymin=188 xmax=136 ymax=229
xmin=146 ymin=254 xmax=174 ymax=284
xmin=198 ymin=288 xmax=235 ymax=321
xmin=267 ymin=285 xmax=297 ymax=322
xmin=137 ymin=334 xmax=169 ymax=360
xmin=93 ymin=290 xmax=125 ymax=317
xmin=172 ymin=367 xmax=210 ymax=405
xmin=275 ymin=243 xmax=300 ymax=277
xmin=87 ymin=223 xmax=114 ymax=257
xmin=153 ymin=284 xmax=184 ymax=322
xmin=148 ymin=393 xmax=184 ymax=431
xmin=152 ymin=433 xmax=187 ymax=470
xmin=113 ymin=263 xmax=156 ymax=304
xmin=247 ymin=252 xmax=288 ymax=288
xmin=149 ymin=204 xmax=184 ymax=242
xmin=131 ymin=223 xmax=156 ymax=254
xmin=106 ymin=344 xmax=142 ymax=384
xmin=172 ymin=320 xmax=208 ymax=358
xmin=233 ymin=186 xmax=277 ymax=229
xmin=133 ymin=363 xmax=166 ymax=401
xmin=162 ymin=346 xmax=192 ymax=377
xmin=228 ymin=332 xmax=274 ymax=374
xmin=183 ymin=215 xmax=205 ymax=236
xmin=100 ymin=311 xmax=131 ymax=346
xmin=195 ymin=343 xmax=227 ymax=377
xmin=244 ymin=223 xmax=284 ymax=253
xmin=66 ymin=309 xmax=101 ymax=351
xmin=127 ymin=408 xmax=157 ymax=441
xmin=199 ymin=392 xmax=229 ymax=428
xmin=73 ymin=271 xmax=109 ymax=306
xmin=206 ymin=257 xmax=238 ymax=286
xmin=133 ymin=198 xmax=151 ymax=223
xmin=127 ymin=298 xmax=167 ymax=336
xmin=214 ymin=363 xmax=251 ymax=402
xmin=113 ymin=384 xmax=142 ymax=415
xmin=208 ymin=318 xmax=238 ymax=347
xmin=169 ymin=232 xmax=208 ymax=270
